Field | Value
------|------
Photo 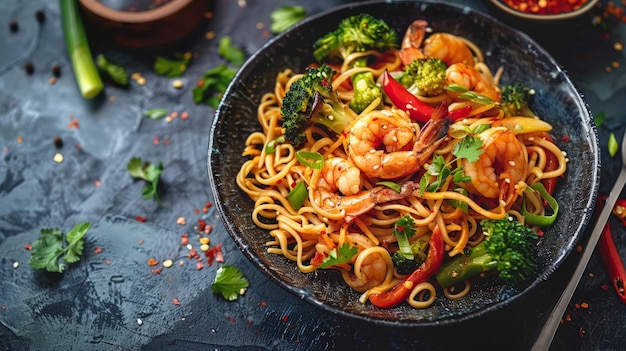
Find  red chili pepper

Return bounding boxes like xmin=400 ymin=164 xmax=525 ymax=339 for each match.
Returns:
xmin=369 ymin=225 xmax=444 ymax=309
xmin=448 ymin=104 xmax=472 ymax=120
xmin=381 ymin=70 xmax=435 ymax=122
xmin=597 ymin=198 xmax=626 ymax=304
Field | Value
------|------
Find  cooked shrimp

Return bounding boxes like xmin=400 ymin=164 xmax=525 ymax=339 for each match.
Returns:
xmin=399 ymin=19 xmax=475 ymax=67
xmin=347 ymin=109 xmax=450 ymax=179
xmin=462 ymin=127 xmax=528 ymax=208
xmin=446 ymin=63 xmax=500 ymax=102
xmin=343 ymin=247 xmax=393 ymax=292
xmin=318 ymin=181 xmax=421 ymax=223
xmin=317 ymin=157 xmax=362 ymax=196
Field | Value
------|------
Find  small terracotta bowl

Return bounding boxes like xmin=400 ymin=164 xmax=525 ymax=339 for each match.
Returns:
xmin=79 ymin=0 xmax=209 ymax=48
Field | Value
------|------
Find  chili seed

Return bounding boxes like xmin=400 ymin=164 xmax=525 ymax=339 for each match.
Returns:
xmin=53 ymin=153 xmax=64 ymax=163
xmin=163 ymin=259 xmax=173 ymax=268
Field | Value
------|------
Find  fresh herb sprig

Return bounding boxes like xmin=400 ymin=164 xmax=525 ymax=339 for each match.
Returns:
xmin=28 ymin=222 xmax=91 ymax=273
xmin=127 ymin=157 xmax=164 ymax=204
xmin=319 ymin=243 xmax=358 ymax=268
xmin=192 ymin=64 xmax=237 ymax=109
xmin=154 ymin=52 xmax=192 ymax=77
xmin=419 ymin=126 xmax=486 ymax=195
xmin=270 ymin=5 xmax=307 ymax=34
xmin=212 ymin=265 xmax=250 ymax=301
xmin=96 ymin=54 xmax=129 ymax=86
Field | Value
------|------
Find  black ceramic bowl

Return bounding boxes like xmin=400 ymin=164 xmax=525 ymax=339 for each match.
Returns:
xmin=208 ymin=0 xmax=600 ymax=326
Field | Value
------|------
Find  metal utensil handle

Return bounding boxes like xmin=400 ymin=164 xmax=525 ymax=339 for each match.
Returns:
xmin=531 ymin=138 xmax=626 ymax=351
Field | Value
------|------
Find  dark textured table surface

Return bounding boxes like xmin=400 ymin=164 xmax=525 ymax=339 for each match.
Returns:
xmin=1 ymin=1 xmax=625 ymax=350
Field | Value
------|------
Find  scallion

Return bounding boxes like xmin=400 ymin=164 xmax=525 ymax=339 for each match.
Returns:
xmin=522 ymin=182 xmax=559 ymax=226
xmin=287 ymin=181 xmax=308 ymax=210
xmin=608 ymin=132 xmax=618 ymax=158
xmin=60 ymin=0 xmax=103 ymax=99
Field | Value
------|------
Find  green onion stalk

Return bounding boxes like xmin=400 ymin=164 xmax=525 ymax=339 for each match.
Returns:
xmin=60 ymin=0 xmax=103 ymax=99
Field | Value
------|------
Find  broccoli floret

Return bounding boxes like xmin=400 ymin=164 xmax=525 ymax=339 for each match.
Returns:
xmin=399 ymin=58 xmax=448 ymax=97
xmin=392 ymin=240 xmax=428 ymax=275
xmin=389 ymin=215 xmax=430 ymax=275
xmin=435 ymin=216 xmax=540 ymax=288
xmin=313 ymin=14 xmax=398 ymax=113
xmin=500 ymin=82 xmax=537 ymax=117
xmin=280 ymin=64 xmax=357 ymax=146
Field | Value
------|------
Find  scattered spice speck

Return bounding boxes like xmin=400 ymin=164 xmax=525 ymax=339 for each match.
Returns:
xmin=172 ymin=79 xmax=183 ymax=89
xmin=136 ymin=215 xmax=147 ymax=222
xmin=13 ymin=261 xmax=19 ymax=269
xmin=24 ymin=62 xmax=34 ymax=74
xmin=51 ymin=64 xmax=61 ymax=77
xmin=173 ymin=297 xmax=181 ymax=305
xmin=137 ymin=318 xmax=143 ymax=326
xmin=94 ymin=180 xmax=102 ymax=187
xmin=17 ymin=136 xmax=23 ymax=144
xmin=204 ymin=11 xmax=213 ymax=19
xmin=35 ymin=10 xmax=45 ymax=23
xmin=9 ymin=20 xmax=18 ymax=32
xmin=53 ymin=153 xmax=64 ymax=163
xmin=581 ymin=302 xmax=589 ymax=309
xmin=138 ymin=239 xmax=144 ymax=245
xmin=94 ymin=247 xmax=103 ymax=254
xmin=105 ymin=260 xmax=111 ymax=265
xmin=147 ymin=257 xmax=159 ymax=266
xmin=176 ymin=216 xmax=187 ymax=225
xmin=53 ymin=136 xmax=63 ymax=148
xmin=49 ymin=77 xmax=57 ymax=85
xmin=24 ymin=243 xmax=32 ymax=250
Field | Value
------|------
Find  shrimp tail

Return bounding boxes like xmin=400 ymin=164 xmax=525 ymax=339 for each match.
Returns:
xmin=399 ymin=19 xmax=428 ymax=66
xmin=413 ymin=103 xmax=451 ymax=162
xmin=340 ymin=181 xmax=420 ymax=222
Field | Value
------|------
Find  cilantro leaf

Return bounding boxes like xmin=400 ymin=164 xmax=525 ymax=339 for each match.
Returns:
xmin=154 ymin=52 xmax=192 ymax=77
xmin=192 ymin=64 xmax=237 ymax=109
xmin=218 ymin=36 xmax=246 ymax=67
xmin=96 ymin=54 xmax=129 ymax=86
xmin=212 ymin=265 xmax=250 ymax=301
xmin=143 ymin=108 xmax=168 ymax=120
xmin=319 ymin=243 xmax=358 ymax=268
xmin=127 ymin=157 xmax=164 ymax=204
xmin=453 ymin=135 xmax=484 ymax=162
xmin=270 ymin=5 xmax=307 ymax=34
xmin=28 ymin=222 xmax=91 ymax=273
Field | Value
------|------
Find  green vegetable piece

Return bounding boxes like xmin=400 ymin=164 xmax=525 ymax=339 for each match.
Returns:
xmin=218 ymin=36 xmax=246 ymax=67
xmin=399 ymin=58 xmax=448 ymax=97
xmin=287 ymin=180 xmax=308 ymax=210
xmin=192 ymin=64 xmax=237 ymax=109
xmin=127 ymin=157 xmax=164 ymax=204
xmin=594 ymin=111 xmax=605 ymax=128
xmin=270 ymin=5 xmax=307 ymax=34
xmin=376 ymin=181 xmax=402 ymax=193
xmin=522 ymin=182 xmax=559 ymax=226
xmin=96 ymin=54 xmax=129 ymax=86
xmin=154 ymin=52 xmax=191 ymax=77
xmin=295 ymin=150 xmax=324 ymax=170
xmin=319 ymin=243 xmax=358 ymax=268
xmin=28 ymin=222 xmax=91 ymax=273
xmin=608 ymin=132 xmax=619 ymax=157
xmin=60 ymin=0 xmax=103 ymax=99
xmin=212 ymin=265 xmax=250 ymax=301
xmin=500 ymin=82 xmax=537 ymax=118
xmin=143 ymin=108 xmax=169 ymax=120
xmin=265 ymin=136 xmax=285 ymax=154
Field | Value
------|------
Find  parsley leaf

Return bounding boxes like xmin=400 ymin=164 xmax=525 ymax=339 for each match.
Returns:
xmin=28 ymin=222 xmax=91 ymax=273
xmin=212 ymin=265 xmax=250 ymax=301
xmin=154 ymin=52 xmax=192 ymax=77
xmin=218 ymin=36 xmax=246 ymax=67
xmin=319 ymin=243 xmax=358 ymax=268
xmin=192 ymin=64 xmax=237 ymax=109
xmin=96 ymin=54 xmax=129 ymax=86
xmin=270 ymin=5 xmax=307 ymax=34
xmin=452 ymin=135 xmax=484 ymax=163
xmin=127 ymin=157 xmax=164 ymax=204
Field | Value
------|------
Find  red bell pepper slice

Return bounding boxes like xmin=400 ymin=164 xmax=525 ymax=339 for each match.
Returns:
xmin=597 ymin=197 xmax=626 ymax=304
xmin=381 ymin=70 xmax=435 ymax=123
xmin=369 ymin=224 xmax=444 ymax=309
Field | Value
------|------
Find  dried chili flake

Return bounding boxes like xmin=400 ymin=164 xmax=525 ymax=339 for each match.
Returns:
xmin=105 ymin=260 xmax=111 ymax=265
xmin=94 ymin=180 xmax=101 ymax=187
xmin=138 ymin=239 xmax=144 ymax=245
xmin=173 ymin=297 xmax=181 ymax=305
xmin=196 ymin=262 xmax=204 ymax=270
xmin=281 ymin=315 xmax=289 ymax=323
xmin=198 ymin=219 xmax=207 ymax=232
xmin=176 ymin=216 xmax=187 ymax=225
xmin=136 ymin=215 xmax=147 ymax=222
xmin=24 ymin=243 xmax=32 ymax=250
xmin=151 ymin=268 xmax=162 ymax=274
xmin=94 ymin=247 xmax=103 ymax=254
xmin=147 ymin=257 xmax=159 ymax=266
xmin=180 ymin=235 xmax=189 ymax=246
xmin=205 ymin=243 xmax=224 ymax=265
xmin=153 ymin=136 xmax=160 ymax=145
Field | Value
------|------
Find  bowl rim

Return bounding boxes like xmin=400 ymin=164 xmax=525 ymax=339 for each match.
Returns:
xmin=488 ymin=0 xmax=599 ymax=20
xmin=78 ymin=0 xmax=194 ymax=23
xmin=208 ymin=0 xmax=600 ymax=326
